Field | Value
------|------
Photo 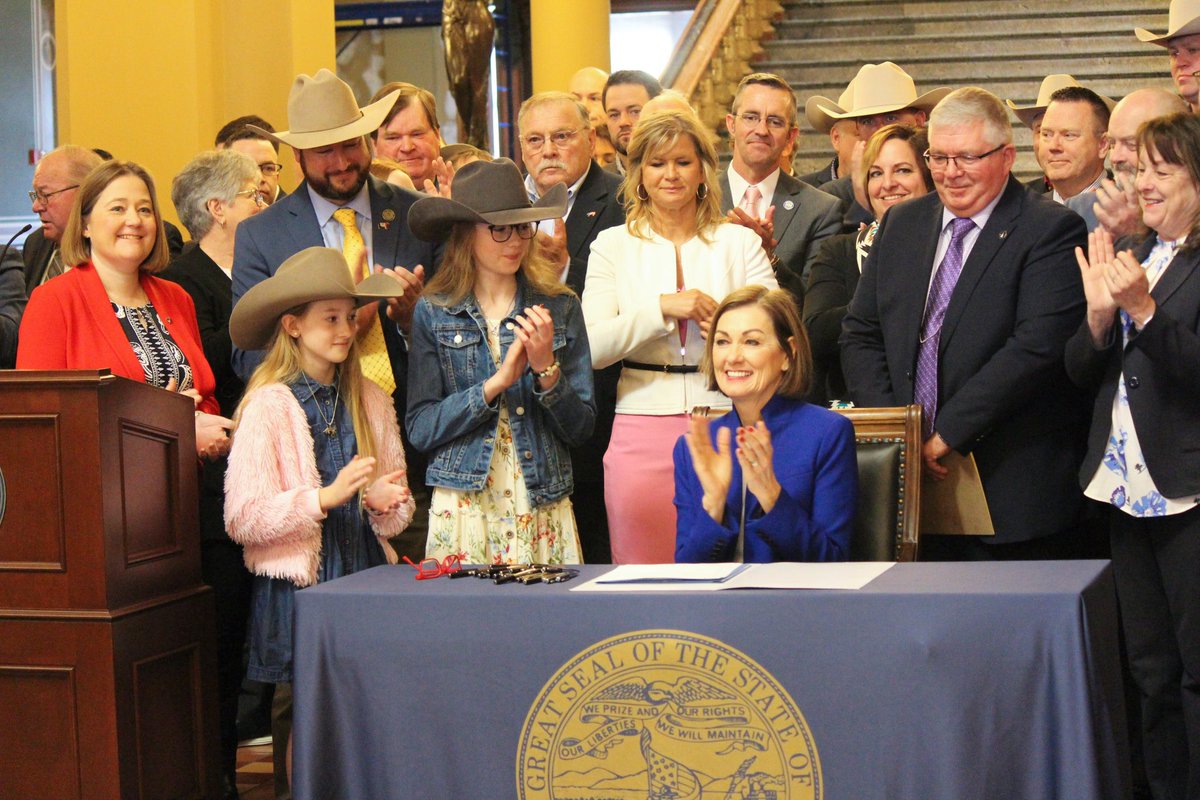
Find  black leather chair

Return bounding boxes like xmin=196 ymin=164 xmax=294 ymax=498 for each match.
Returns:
xmin=834 ymin=405 xmax=923 ymax=561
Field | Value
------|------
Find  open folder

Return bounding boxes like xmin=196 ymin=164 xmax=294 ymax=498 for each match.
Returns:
xmin=920 ymin=451 xmax=994 ymax=536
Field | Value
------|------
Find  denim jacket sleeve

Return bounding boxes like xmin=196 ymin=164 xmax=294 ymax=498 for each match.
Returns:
xmin=533 ymin=295 xmax=596 ymax=447
xmin=404 ymin=298 xmax=499 ymax=453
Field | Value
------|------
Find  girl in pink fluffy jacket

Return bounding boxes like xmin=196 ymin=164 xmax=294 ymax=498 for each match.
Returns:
xmin=224 ymin=248 xmax=414 ymax=770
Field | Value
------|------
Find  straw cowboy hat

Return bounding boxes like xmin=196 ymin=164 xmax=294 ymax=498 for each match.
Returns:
xmin=1136 ymin=0 xmax=1200 ymax=45
xmin=407 ymin=158 xmax=566 ymax=242
xmin=1006 ymin=74 xmax=1118 ymax=128
xmin=805 ymin=86 xmax=853 ymax=133
xmin=808 ymin=62 xmax=951 ymax=125
xmin=248 ymin=69 xmax=400 ymax=150
xmin=230 ymin=247 xmax=406 ymax=350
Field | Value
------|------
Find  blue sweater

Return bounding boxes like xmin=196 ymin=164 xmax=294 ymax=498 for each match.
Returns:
xmin=673 ymin=395 xmax=856 ymax=562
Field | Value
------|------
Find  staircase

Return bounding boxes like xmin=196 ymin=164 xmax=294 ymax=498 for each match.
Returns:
xmin=755 ymin=0 xmax=1175 ymax=181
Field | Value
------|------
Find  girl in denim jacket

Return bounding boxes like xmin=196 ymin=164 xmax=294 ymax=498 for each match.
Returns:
xmin=406 ymin=159 xmax=596 ymax=564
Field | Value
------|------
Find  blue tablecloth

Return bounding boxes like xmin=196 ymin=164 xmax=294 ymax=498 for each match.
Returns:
xmin=293 ymin=561 xmax=1128 ymax=799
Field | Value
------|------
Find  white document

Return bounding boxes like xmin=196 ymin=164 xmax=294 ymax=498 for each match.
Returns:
xmin=593 ymin=563 xmax=750 ymax=584
xmin=572 ymin=562 xmax=894 ymax=592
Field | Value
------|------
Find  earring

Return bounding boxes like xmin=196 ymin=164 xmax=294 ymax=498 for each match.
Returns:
xmin=636 ymin=184 xmax=649 ymax=201
xmin=696 ymin=183 xmax=708 ymax=201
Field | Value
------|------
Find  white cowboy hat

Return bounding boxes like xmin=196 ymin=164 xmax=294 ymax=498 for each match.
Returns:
xmin=1135 ymin=0 xmax=1200 ymax=46
xmin=805 ymin=86 xmax=853 ymax=133
xmin=809 ymin=62 xmax=952 ymax=123
xmin=1006 ymin=74 xmax=1118 ymax=128
xmin=249 ymin=69 xmax=399 ymax=150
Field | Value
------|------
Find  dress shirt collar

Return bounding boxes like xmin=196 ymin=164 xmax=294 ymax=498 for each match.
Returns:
xmin=307 ymin=180 xmax=372 ymax=228
xmin=524 ymin=169 xmax=586 ymax=219
xmin=1051 ymin=170 xmax=1106 ymax=205
xmin=939 ymin=188 xmax=1004 ymax=234
xmin=728 ymin=165 xmax=782 ymax=213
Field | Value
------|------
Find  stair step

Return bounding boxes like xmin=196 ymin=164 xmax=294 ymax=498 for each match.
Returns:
xmin=766 ymin=30 xmax=1162 ymax=64
xmin=783 ymin=0 xmax=1166 ymax=21
xmin=758 ymin=54 xmax=1167 ymax=87
xmin=777 ymin=10 xmax=1166 ymax=40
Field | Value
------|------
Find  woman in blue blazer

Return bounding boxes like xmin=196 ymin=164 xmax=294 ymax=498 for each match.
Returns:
xmin=674 ymin=286 xmax=856 ymax=563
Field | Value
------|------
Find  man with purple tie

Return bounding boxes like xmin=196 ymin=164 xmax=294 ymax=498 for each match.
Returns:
xmin=841 ymin=87 xmax=1090 ymax=559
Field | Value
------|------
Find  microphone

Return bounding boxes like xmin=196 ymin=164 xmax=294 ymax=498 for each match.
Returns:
xmin=0 ymin=223 xmax=32 ymax=272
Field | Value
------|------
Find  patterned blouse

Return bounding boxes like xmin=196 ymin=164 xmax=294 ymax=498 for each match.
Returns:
xmin=111 ymin=300 xmax=195 ymax=392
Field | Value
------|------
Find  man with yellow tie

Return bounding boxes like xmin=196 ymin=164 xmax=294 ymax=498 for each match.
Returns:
xmin=232 ymin=68 xmax=441 ymax=563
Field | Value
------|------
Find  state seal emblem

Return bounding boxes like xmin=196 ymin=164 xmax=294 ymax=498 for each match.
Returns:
xmin=517 ymin=629 xmax=822 ymax=799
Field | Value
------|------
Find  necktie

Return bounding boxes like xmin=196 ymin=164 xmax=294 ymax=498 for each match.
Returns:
xmin=42 ymin=248 xmax=65 ymax=283
xmin=333 ymin=208 xmax=395 ymax=395
xmin=913 ymin=217 xmax=974 ymax=438
xmin=739 ymin=184 xmax=762 ymax=217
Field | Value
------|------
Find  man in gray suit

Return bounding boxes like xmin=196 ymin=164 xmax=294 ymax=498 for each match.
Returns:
xmin=720 ymin=73 xmax=844 ymax=302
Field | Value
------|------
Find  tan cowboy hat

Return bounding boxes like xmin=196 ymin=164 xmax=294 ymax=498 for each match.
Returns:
xmin=1136 ymin=0 xmax=1200 ymax=45
xmin=805 ymin=86 xmax=853 ymax=133
xmin=1006 ymin=74 xmax=1117 ymax=128
xmin=408 ymin=158 xmax=566 ymax=242
xmin=810 ymin=62 xmax=951 ymax=123
xmin=230 ymin=247 xmax=405 ymax=350
xmin=248 ymin=69 xmax=400 ymax=150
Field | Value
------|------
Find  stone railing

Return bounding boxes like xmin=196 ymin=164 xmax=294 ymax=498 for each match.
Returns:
xmin=661 ymin=0 xmax=784 ymax=138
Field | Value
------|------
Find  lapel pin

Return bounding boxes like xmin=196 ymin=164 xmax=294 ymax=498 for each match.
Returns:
xmin=998 ymin=230 xmax=1008 ymax=240
xmin=378 ymin=221 xmax=390 ymax=231
xmin=587 ymin=210 xmax=597 ymax=218
xmin=783 ymin=200 xmax=795 ymax=210
xmin=381 ymin=209 xmax=396 ymax=222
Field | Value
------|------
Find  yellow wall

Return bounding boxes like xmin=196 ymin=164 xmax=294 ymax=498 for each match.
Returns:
xmin=55 ymin=0 xmax=335 ymax=230
xmin=529 ymin=0 xmax=610 ymax=94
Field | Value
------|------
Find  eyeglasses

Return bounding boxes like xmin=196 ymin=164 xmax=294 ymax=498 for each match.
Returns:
xmin=235 ymin=189 xmax=267 ymax=207
xmin=487 ymin=223 xmax=536 ymax=243
xmin=520 ymin=128 xmax=585 ymax=151
xmin=258 ymin=162 xmax=283 ymax=176
xmin=29 ymin=185 xmax=79 ymax=204
xmin=403 ymin=553 xmax=465 ymax=580
xmin=736 ymin=112 xmax=790 ymax=131
xmin=923 ymin=144 xmax=1006 ymax=170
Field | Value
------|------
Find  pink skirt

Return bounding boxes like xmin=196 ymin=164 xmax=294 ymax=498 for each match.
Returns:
xmin=604 ymin=413 xmax=690 ymax=564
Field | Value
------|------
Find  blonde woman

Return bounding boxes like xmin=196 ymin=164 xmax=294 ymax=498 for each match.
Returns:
xmin=582 ymin=110 xmax=778 ymax=563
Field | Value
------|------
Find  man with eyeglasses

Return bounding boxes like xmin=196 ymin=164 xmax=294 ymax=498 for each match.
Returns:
xmin=720 ymin=73 xmax=843 ymax=299
xmin=843 ymin=87 xmax=1090 ymax=562
xmin=808 ymin=62 xmax=950 ymax=230
xmin=517 ymin=90 xmax=624 ymax=564
xmin=1039 ymin=87 xmax=1112 ymax=232
xmin=215 ymin=115 xmax=288 ymax=205
xmin=22 ymin=145 xmax=104 ymax=291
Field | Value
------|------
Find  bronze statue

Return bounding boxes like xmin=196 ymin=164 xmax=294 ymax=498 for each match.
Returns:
xmin=442 ymin=0 xmax=494 ymax=149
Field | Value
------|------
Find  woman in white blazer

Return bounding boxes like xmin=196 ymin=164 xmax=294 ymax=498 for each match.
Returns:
xmin=583 ymin=109 xmax=777 ymax=563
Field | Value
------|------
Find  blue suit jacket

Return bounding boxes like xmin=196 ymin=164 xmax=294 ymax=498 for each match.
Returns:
xmin=841 ymin=176 xmax=1089 ymax=543
xmin=231 ymin=175 xmax=441 ymax=390
xmin=673 ymin=395 xmax=856 ymax=563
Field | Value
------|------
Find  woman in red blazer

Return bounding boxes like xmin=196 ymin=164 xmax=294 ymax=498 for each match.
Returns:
xmin=17 ymin=160 xmax=232 ymax=458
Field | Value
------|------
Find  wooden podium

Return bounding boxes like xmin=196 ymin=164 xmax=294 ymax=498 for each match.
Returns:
xmin=0 ymin=370 xmax=220 ymax=799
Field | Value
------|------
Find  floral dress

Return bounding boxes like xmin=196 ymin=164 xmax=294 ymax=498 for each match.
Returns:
xmin=426 ymin=318 xmax=582 ymax=565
